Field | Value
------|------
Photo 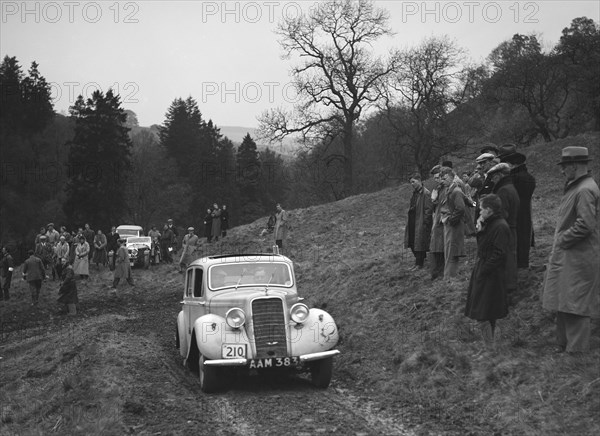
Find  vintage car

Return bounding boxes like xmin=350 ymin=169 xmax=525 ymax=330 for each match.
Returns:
xmin=125 ymin=236 xmax=151 ymax=269
xmin=176 ymin=253 xmax=340 ymax=393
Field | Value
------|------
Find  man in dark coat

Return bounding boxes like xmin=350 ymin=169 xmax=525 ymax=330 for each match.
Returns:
xmin=499 ymin=144 xmax=537 ymax=268
xmin=160 ymin=224 xmax=176 ymax=263
xmin=57 ymin=258 xmax=78 ymax=314
xmin=106 ymin=226 xmax=120 ymax=270
xmin=404 ymin=173 xmax=432 ymax=270
xmin=0 ymin=246 xmax=14 ymax=301
xmin=488 ymin=163 xmax=520 ymax=296
xmin=35 ymin=235 xmax=55 ymax=278
xmin=23 ymin=249 xmax=46 ymax=305
xmin=465 ymin=194 xmax=511 ymax=349
xmin=203 ymin=209 xmax=213 ymax=242
xmin=166 ymin=219 xmax=179 ymax=251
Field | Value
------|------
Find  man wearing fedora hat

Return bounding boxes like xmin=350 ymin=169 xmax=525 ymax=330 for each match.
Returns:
xmin=543 ymin=146 xmax=599 ymax=354
xmin=499 ymin=143 xmax=537 ymax=268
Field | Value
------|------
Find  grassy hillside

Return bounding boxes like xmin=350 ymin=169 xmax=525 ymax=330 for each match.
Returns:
xmin=217 ymin=132 xmax=600 ymax=435
xmin=1 ymin=133 xmax=597 ymax=434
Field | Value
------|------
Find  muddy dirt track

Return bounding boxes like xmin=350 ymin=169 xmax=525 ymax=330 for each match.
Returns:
xmin=0 ymin=265 xmax=413 ymax=436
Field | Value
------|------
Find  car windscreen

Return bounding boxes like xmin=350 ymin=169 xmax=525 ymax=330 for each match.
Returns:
xmin=119 ymin=230 xmax=140 ymax=237
xmin=209 ymin=262 xmax=293 ymax=290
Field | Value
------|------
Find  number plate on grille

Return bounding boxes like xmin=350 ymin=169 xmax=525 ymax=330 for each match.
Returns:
xmin=222 ymin=344 xmax=247 ymax=359
xmin=248 ymin=357 xmax=299 ymax=369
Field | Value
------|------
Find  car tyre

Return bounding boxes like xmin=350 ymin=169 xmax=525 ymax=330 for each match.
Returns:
xmin=310 ymin=357 xmax=333 ymax=388
xmin=199 ymin=354 xmax=220 ymax=393
xmin=175 ymin=324 xmax=180 ymax=350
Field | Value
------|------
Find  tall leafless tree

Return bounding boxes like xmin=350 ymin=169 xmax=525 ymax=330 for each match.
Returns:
xmin=258 ymin=0 xmax=397 ymax=197
xmin=381 ymin=36 xmax=483 ymax=176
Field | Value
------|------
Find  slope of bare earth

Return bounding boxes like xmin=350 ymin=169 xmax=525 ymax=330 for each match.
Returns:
xmin=1 ymin=132 xmax=599 ymax=435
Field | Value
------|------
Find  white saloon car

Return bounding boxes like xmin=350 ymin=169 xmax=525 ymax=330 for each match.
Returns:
xmin=176 ymin=253 xmax=340 ymax=392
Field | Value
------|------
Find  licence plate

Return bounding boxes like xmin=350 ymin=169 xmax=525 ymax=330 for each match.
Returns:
xmin=248 ymin=357 xmax=299 ymax=369
xmin=222 ymin=344 xmax=247 ymax=359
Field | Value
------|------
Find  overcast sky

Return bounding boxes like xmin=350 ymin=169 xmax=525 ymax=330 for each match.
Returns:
xmin=2 ymin=1 xmax=598 ymax=128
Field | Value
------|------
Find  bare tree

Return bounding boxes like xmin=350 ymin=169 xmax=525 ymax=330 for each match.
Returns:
xmin=381 ymin=36 xmax=482 ymax=176
xmin=258 ymin=0 xmax=397 ymax=196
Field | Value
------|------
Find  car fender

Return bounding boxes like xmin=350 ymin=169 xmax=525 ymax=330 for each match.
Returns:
xmin=289 ymin=308 xmax=339 ymax=357
xmin=177 ymin=311 xmax=187 ymax=358
xmin=192 ymin=314 xmax=251 ymax=360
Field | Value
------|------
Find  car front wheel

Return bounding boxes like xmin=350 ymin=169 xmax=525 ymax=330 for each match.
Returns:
xmin=310 ymin=357 xmax=333 ymax=388
xmin=199 ymin=355 xmax=220 ymax=393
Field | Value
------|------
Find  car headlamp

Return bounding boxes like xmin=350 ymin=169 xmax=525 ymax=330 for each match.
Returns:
xmin=290 ymin=303 xmax=309 ymax=324
xmin=226 ymin=308 xmax=246 ymax=329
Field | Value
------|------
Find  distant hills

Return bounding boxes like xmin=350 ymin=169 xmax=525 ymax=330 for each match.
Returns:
xmin=138 ymin=124 xmax=300 ymax=156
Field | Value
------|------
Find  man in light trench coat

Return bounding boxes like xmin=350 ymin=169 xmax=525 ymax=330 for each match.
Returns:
xmin=542 ymin=146 xmax=599 ymax=354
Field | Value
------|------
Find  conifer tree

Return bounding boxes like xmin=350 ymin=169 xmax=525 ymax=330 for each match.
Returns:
xmin=63 ymin=89 xmax=132 ymax=228
xmin=236 ymin=133 xmax=263 ymax=222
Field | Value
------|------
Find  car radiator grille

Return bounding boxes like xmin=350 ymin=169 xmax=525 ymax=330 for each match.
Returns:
xmin=252 ymin=298 xmax=287 ymax=358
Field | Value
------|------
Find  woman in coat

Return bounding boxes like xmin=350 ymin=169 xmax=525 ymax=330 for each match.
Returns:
xmin=73 ymin=236 xmax=90 ymax=279
xmin=465 ymin=194 xmax=511 ymax=349
xmin=93 ymin=230 xmax=108 ymax=268
xmin=57 ymin=258 xmax=78 ymax=314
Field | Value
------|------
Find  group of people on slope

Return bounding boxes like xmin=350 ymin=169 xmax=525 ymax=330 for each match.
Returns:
xmin=405 ymin=144 xmax=599 ymax=354
xmin=202 ymin=203 xmax=230 ymax=243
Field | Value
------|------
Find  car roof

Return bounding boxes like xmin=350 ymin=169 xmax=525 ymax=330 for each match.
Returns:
xmin=189 ymin=253 xmax=292 ymax=267
xmin=117 ymin=225 xmax=144 ymax=230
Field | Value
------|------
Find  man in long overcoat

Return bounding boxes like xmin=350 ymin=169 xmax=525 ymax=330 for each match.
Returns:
xmin=543 ymin=146 xmax=599 ymax=354
xmin=499 ymin=144 xmax=537 ymax=268
xmin=465 ymin=194 xmax=511 ymax=348
xmin=440 ymin=167 xmax=466 ymax=279
xmin=179 ymin=227 xmax=199 ymax=272
xmin=429 ymin=166 xmax=446 ymax=280
xmin=274 ymin=203 xmax=288 ymax=252
xmin=112 ymin=238 xmax=134 ymax=289
xmin=404 ymin=173 xmax=432 ymax=270
xmin=23 ymin=250 xmax=46 ymax=305
xmin=488 ymin=163 xmax=520 ymax=295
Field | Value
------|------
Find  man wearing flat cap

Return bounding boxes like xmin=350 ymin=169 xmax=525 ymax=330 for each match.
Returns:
xmin=480 ymin=144 xmax=500 ymax=157
xmin=487 ymin=162 xmax=520 ymax=298
xmin=543 ymin=146 xmax=599 ymax=354
xmin=499 ymin=143 xmax=537 ymax=268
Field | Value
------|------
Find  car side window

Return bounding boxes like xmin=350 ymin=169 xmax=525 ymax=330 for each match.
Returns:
xmin=194 ymin=269 xmax=203 ymax=298
xmin=186 ymin=269 xmax=193 ymax=297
